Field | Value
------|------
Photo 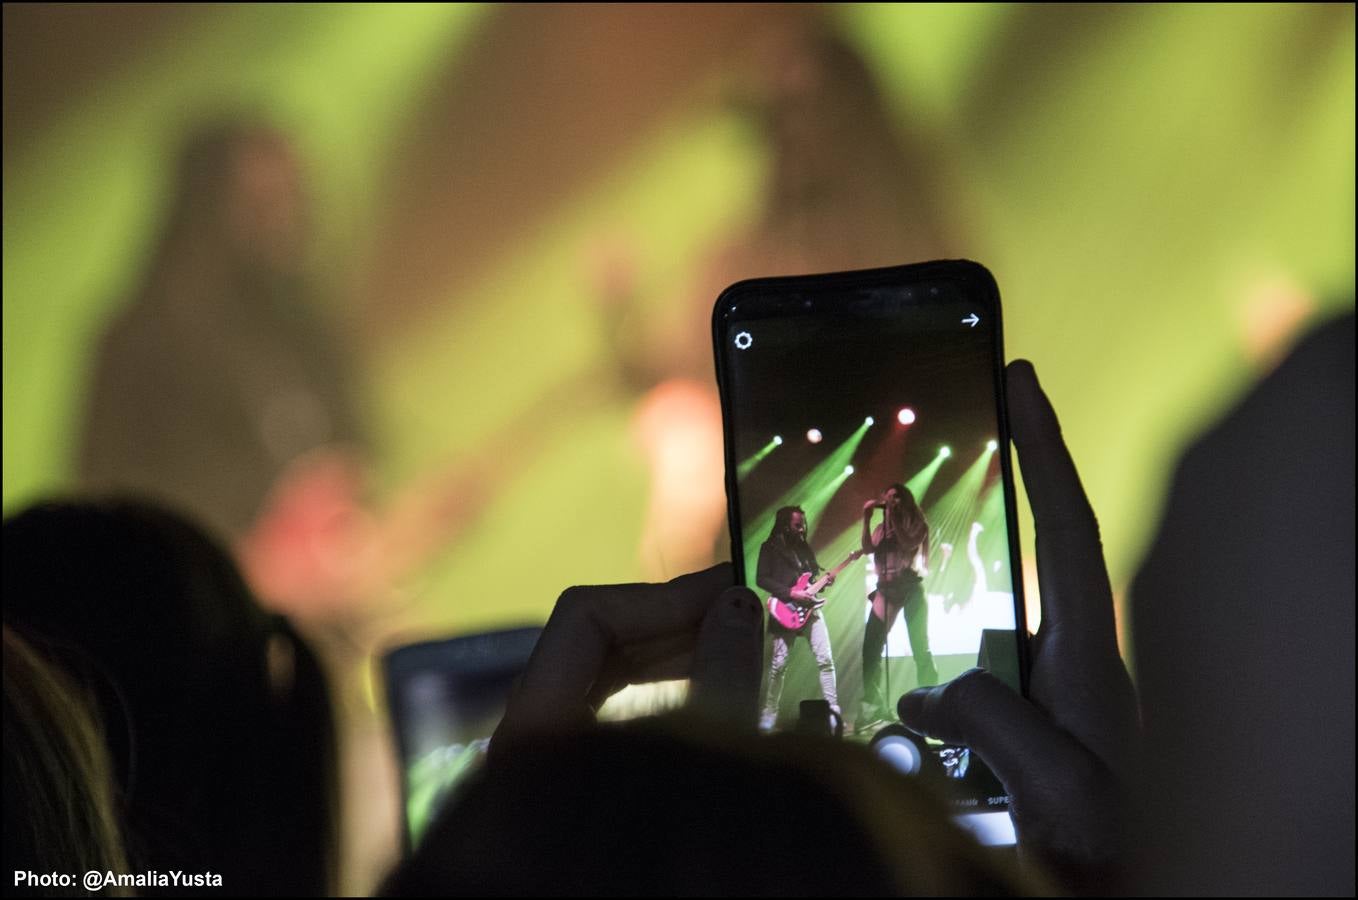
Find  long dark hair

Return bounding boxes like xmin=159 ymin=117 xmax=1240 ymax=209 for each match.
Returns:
xmin=883 ymin=483 xmax=928 ymax=551
xmin=769 ymin=505 xmax=806 ymax=542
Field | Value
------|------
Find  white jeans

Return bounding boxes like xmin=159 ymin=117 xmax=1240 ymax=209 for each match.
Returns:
xmin=761 ymin=615 xmax=839 ymax=731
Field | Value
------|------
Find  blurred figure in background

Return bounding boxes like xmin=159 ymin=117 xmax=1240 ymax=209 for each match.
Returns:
xmin=75 ymin=120 xmax=376 ymax=621
xmin=73 ymin=122 xmax=406 ymax=890
xmin=4 ymin=626 xmax=130 ymax=897
xmin=3 ymin=499 xmax=338 ymax=896
xmin=594 ymin=22 xmax=958 ymax=578
xmin=70 ymin=117 xmax=592 ymax=892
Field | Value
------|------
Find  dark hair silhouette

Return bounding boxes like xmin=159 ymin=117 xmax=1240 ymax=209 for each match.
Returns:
xmin=2 ymin=499 xmax=337 ymax=895
xmin=385 ymin=720 xmax=1030 ymax=896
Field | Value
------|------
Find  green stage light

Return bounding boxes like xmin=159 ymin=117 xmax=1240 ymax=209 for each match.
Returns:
xmin=801 ymin=464 xmax=856 ymax=533
xmin=939 ymin=446 xmax=952 ymax=458
xmin=743 ymin=418 xmax=872 ymax=567
xmin=738 ymin=435 xmax=784 ymax=480
xmin=923 ymin=448 xmax=996 ymax=599
xmin=985 ymin=439 xmax=998 ymax=451
xmin=905 ymin=448 xmax=951 ymax=503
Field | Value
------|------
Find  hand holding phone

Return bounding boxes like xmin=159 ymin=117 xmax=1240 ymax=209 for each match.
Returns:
xmin=898 ymin=361 xmax=1139 ymax=889
xmin=387 ymin=570 xmax=764 ymax=852
xmin=495 ymin=564 xmax=763 ymax=744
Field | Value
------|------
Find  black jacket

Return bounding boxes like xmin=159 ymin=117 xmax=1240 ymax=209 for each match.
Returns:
xmin=755 ymin=535 xmax=821 ymax=600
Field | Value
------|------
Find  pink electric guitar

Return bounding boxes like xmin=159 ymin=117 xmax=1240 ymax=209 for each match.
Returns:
xmin=767 ymin=550 xmax=864 ymax=630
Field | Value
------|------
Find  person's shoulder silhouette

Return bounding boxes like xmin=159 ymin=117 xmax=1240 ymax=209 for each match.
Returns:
xmin=1132 ymin=311 xmax=1355 ymax=896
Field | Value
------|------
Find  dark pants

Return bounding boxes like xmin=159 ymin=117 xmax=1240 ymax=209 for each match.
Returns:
xmin=861 ymin=576 xmax=937 ymax=720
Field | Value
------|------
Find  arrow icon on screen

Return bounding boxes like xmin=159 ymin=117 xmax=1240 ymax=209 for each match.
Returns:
xmin=962 ymin=313 xmax=980 ymax=328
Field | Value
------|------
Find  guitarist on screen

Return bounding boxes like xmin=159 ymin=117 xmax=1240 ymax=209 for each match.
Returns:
xmin=757 ymin=505 xmax=844 ymax=732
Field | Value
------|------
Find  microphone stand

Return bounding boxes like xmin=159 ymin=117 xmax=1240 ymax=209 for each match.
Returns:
xmin=872 ymin=504 xmax=893 ymax=728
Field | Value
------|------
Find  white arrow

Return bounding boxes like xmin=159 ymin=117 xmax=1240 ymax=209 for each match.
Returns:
xmin=962 ymin=313 xmax=980 ymax=327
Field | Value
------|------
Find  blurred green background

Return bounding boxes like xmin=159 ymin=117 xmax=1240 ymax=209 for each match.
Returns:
xmin=4 ymin=1 xmax=1353 ymax=637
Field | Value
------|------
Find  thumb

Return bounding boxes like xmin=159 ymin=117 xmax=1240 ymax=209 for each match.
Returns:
xmin=688 ymin=585 xmax=764 ymax=731
xmin=898 ymin=668 xmax=1081 ymax=796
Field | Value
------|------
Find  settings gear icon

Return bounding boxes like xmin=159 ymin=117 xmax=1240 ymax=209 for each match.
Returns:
xmin=733 ymin=331 xmax=753 ymax=350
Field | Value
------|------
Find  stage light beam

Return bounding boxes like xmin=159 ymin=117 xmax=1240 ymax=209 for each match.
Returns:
xmin=905 ymin=453 xmax=949 ymax=503
xmin=744 ymin=417 xmax=873 ymax=563
xmin=923 ymin=447 xmax=999 ymax=598
xmin=737 ymin=435 xmax=784 ymax=479
xmin=897 ymin=408 xmax=916 ymax=425
xmin=985 ymin=439 xmax=998 ymax=452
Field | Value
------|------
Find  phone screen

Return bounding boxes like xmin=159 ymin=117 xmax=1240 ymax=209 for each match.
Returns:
xmin=384 ymin=626 xmax=544 ymax=851
xmin=712 ymin=260 xmax=1027 ymax=845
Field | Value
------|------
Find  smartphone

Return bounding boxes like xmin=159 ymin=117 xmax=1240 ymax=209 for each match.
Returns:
xmin=712 ymin=259 xmax=1028 ymax=846
xmin=383 ymin=625 xmax=544 ymax=851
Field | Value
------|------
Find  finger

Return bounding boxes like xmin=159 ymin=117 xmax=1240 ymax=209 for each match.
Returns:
xmin=897 ymin=668 xmax=1091 ymax=800
xmin=688 ymin=586 xmax=764 ymax=730
xmin=499 ymin=564 xmax=734 ymax=737
xmin=587 ymin=586 xmax=761 ymax=708
xmin=1006 ymin=361 xmax=1116 ymax=643
xmin=584 ymin=633 xmax=698 ymax=710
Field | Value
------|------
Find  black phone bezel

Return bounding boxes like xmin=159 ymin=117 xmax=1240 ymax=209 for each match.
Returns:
xmin=710 ymin=259 xmax=1030 ymax=703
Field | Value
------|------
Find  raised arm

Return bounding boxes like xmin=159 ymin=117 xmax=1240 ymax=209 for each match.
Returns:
xmin=861 ymin=499 xmax=879 ymax=556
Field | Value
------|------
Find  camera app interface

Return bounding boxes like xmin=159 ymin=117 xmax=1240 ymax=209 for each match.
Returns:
xmin=719 ymin=274 xmax=1023 ymax=837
